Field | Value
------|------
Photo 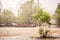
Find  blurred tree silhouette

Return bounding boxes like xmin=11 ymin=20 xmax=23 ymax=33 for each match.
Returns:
xmin=0 ymin=9 xmax=16 ymax=25
xmin=18 ymin=0 xmax=39 ymax=24
xmin=54 ymin=3 xmax=60 ymax=27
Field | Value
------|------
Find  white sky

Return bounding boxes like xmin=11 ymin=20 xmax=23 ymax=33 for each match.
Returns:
xmin=1 ymin=0 xmax=60 ymax=15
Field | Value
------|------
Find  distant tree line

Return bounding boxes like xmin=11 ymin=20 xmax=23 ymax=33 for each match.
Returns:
xmin=0 ymin=0 xmax=39 ymax=27
xmin=0 ymin=0 xmax=59 ymax=27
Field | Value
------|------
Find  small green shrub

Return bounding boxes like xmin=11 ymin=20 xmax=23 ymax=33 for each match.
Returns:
xmin=33 ymin=8 xmax=51 ymax=37
xmin=39 ymin=28 xmax=50 ymax=37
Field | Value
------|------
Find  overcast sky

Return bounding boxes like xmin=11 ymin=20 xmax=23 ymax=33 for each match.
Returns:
xmin=1 ymin=0 xmax=60 ymax=15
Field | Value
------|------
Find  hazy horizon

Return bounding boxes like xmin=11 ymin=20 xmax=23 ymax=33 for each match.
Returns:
xmin=1 ymin=0 xmax=60 ymax=16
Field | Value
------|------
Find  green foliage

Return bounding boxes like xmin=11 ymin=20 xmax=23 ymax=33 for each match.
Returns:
xmin=33 ymin=8 xmax=51 ymax=26
xmin=39 ymin=28 xmax=50 ymax=37
xmin=39 ymin=28 xmax=43 ymax=35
